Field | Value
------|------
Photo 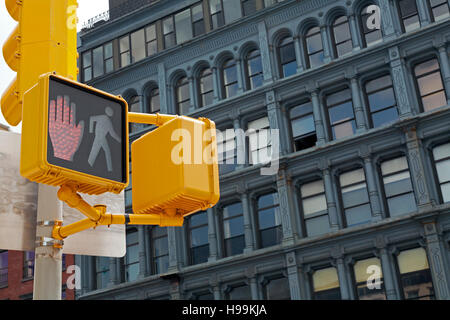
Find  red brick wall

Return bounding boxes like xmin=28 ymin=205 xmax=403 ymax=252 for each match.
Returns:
xmin=0 ymin=251 xmax=76 ymax=300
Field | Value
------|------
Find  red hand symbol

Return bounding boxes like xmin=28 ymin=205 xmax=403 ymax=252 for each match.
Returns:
xmin=49 ymin=96 xmax=85 ymax=161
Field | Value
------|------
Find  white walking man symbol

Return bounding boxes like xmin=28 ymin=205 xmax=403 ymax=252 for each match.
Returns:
xmin=88 ymin=107 xmax=121 ymax=172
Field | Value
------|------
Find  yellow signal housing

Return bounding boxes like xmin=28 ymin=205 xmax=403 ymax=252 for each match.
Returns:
xmin=1 ymin=0 xmax=78 ymax=126
xmin=132 ymin=116 xmax=220 ymax=217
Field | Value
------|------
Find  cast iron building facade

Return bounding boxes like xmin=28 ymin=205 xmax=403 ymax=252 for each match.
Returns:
xmin=75 ymin=0 xmax=450 ymax=300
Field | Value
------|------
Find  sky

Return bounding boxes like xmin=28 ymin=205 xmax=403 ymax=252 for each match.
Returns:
xmin=0 ymin=0 xmax=109 ymax=132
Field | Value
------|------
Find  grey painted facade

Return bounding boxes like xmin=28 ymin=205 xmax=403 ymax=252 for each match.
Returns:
xmin=76 ymin=0 xmax=450 ymax=300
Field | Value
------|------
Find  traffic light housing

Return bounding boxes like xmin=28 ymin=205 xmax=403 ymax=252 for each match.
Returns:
xmin=132 ymin=116 xmax=220 ymax=217
xmin=2 ymin=0 xmax=78 ymax=126
xmin=21 ymin=73 xmax=129 ymax=195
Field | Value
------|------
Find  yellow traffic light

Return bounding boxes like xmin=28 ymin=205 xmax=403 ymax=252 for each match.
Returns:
xmin=1 ymin=0 xmax=78 ymax=126
xmin=132 ymin=116 xmax=220 ymax=218
xmin=21 ymin=73 xmax=129 ymax=195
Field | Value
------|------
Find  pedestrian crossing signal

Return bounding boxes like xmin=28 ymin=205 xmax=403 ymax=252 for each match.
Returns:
xmin=21 ymin=73 xmax=129 ymax=195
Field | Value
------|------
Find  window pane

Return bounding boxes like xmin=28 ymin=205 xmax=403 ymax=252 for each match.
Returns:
xmin=368 ymin=88 xmax=396 ymax=112
xmin=301 ymin=180 xmax=325 ymax=197
xmin=432 ymin=2 xmax=450 ymax=21
xmin=354 ymin=257 xmax=383 ymax=283
xmin=313 ymin=267 xmax=340 ymax=293
xmin=417 ymin=72 xmax=444 ymax=96
xmin=441 ymin=182 xmax=450 ymax=202
xmin=292 ymin=114 xmax=315 ymax=138
xmin=372 ymin=108 xmax=399 ymax=128
xmin=387 ymin=193 xmax=417 ymax=216
xmin=131 ymin=29 xmax=146 ymax=63
xmin=227 ymin=285 xmax=251 ymax=300
xmin=398 ymin=248 xmax=429 ymax=274
xmin=436 ymin=160 xmax=450 ymax=183
xmin=225 ymin=235 xmax=245 ymax=256
xmin=345 ymin=203 xmax=372 ymax=226
xmin=105 ymin=58 xmax=114 ymax=74
xmin=104 ymin=43 xmax=113 ymax=59
xmin=342 ymin=183 xmax=369 ymax=208
xmin=120 ymin=36 xmax=130 ymax=53
xmin=153 ymin=237 xmax=169 ymax=257
xmin=306 ymin=215 xmax=331 ymax=236
xmin=265 ymin=277 xmax=291 ymax=300
xmin=381 ymin=157 xmax=409 ymax=175
xmin=82 ymin=51 xmax=92 ymax=67
xmin=210 ymin=0 xmax=222 ymax=14
xmin=340 ymin=168 xmax=365 ymax=186
xmin=191 ymin=245 xmax=209 ymax=265
xmin=190 ymin=211 xmax=208 ymax=227
xmin=155 ymin=255 xmax=169 ymax=274
xmin=84 ymin=67 xmax=92 ymax=82
xmin=191 ymin=226 xmax=209 ymax=247
xmin=258 ymin=207 xmax=281 ymax=229
xmin=92 ymin=46 xmax=104 ymax=78
xmin=303 ymin=194 xmax=327 ymax=216
xmin=223 ymin=216 xmax=244 ymax=238
xmin=306 ymin=30 xmax=323 ymax=53
xmin=175 ymin=9 xmax=193 ymax=44
xmin=223 ymin=203 xmax=243 ymax=218
xmin=422 ymin=91 xmax=447 ymax=111
xmin=433 ymin=143 xmax=450 ymax=161
xmin=223 ymin=0 xmax=242 ymax=23
xmin=383 ymin=171 xmax=414 ymax=197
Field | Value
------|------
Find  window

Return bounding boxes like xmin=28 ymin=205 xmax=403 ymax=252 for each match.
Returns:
xmin=148 ymin=88 xmax=160 ymax=113
xmin=120 ymin=36 xmax=131 ymax=67
xmin=175 ymin=76 xmax=191 ymax=115
xmin=242 ymin=0 xmax=258 ymax=16
xmin=245 ymin=49 xmax=264 ymax=90
xmin=396 ymin=247 xmax=435 ymax=300
xmin=248 ymin=117 xmax=271 ymax=165
xmin=225 ymin=283 xmax=251 ymax=300
xmin=223 ymin=0 xmax=243 ymax=24
xmin=175 ymin=9 xmax=193 ymax=44
xmin=124 ymin=227 xmax=139 ymax=282
xmin=262 ymin=276 xmax=291 ymax=300
xmin=290 ymin=101 xmax=317 ymax=151
xmin=432 ymin=142 xmax=450 ymax=203
xmin=199 ymin=68 xmax=214 ymax=107
xmin=187 ymin=211 xmax=209 ymax=265
xmin=414 ymin=58 xmax=447 ymax=112
xmin=428 ymin=0 xmax=450 ymax=22
xmin=304 ymin=26 xmax=325 ymax=68
xmin=312 ymin=267 xmax=341 ymax=300
xmin=23 ymin=251 xmax=34 ymax=280
xmin=222 ymin=203 xmax=245 ymax=257
xmin=360 ymin=5 xmax=383 ymax=47
xmin=163 ymin=16 xmax=176 ymax=49
xmin=83 ymin=42 xmax=113 ymax=81
xmin=217 ymin=128 xmax=237 ymax=174
xmin=128 ymin=96 xmax=141 ymax=133
xmin=192 ymin=3 xmax=206 ymax=37
xmin=398 ymin=0 xmax=421 ymax=32
xmin=151 ymin=227 xmax=169 ymax=274
xmin=380 ymin=156 xmax=417 ymax=217
xmin=145 ymin=24 xmax=158 ymax=57
xmin=82 ymin=51 xmax=92 ymax=82
xmin=278 ymin=36 xmax=297 ymax=78
xmin=257 ymin=193 xmax=282 ymax=248
xmin=300 ymin=180 xmax=330 ymax=237
xmin=222 ymin=58 xmax=239 ymax=98
xmin=326 ymin=88 xmax=356 ymax=140
xmin=339 ymin=168 xmax=372 ymax=227
xmin=364 ymin=74 xmax=399 ymax=128
xmin=96 ymin=257 xmax=110 ymax=290
xmin=130 ymin=29 xmax=146 ymax=63
xmin=332 ymin=16 xmax=353 ymax=58
xmin=209 ymin=0 xmax=225 ymax=29
xmin=353 ymin=257 xmax=386 ymax=300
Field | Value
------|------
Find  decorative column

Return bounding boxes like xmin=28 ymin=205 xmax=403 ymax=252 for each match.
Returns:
xmin=423 ymin=221 xmax=450 ymax=300
xmin=286 ymin=252 xmax=303 ymax=300
xmin=310 ymin=90 xmax=326 ymax=145
xmin=207 ymin=207 xmax=218 ymax=262
xmin=378 ymin=0 xmax=396 ymax=39
xmin=332 ymin=247 xmax=351 ymax=300
xmin=360 ymin=149 xmax=383 ymax=221
xmin=157 ymin=62 xmax=169 ymax=114
xmin=249 ymin=277 xmax=259 ymax=300
xmin=138 ymin=226 xmax=147 ymax=279
xmin=276 ymin=169 xmax=298 ymax=245
xmin=108 ymin=258 xmax=119 ymax=287
xmin=389 ymin=47 xmax=415 ymax=117
xmin=437 ymin=44 xmax=450 ymax=105
xmin=240 ymin=191 xmax=255 ymax=253
xmin=416 ymin=0 xmax=431 ymax=27
xmin=293 ymin=36 xmax=305 ymax=73
xmin=211 ymin=66 xmax=220 ymax=103
xmin=258 ymin=21 xmax=273 ymax=84
xmin=375 ymin=236 xmax=399 ymax=299
xmin=210 ymin=275 xmax=221 ymax=300
xmin=320 ymin=161 xmax=340 ymax=231
xmin=348 ymin=13 xmax=361 ymax=51
xmin=320 ymin=24 xmax=332 ymax=63
xmin=350 ymin=76 xmax=368 ymax=132
xmin=167 ymin=227 xmax=180 ymax=272
xmin=267 ymin=90 xmax=290 ymax=156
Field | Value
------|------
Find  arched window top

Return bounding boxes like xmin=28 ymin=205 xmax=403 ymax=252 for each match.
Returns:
xmin=333 ymin=15 xmax=348 ymax=25
xmin=331 ymin=14 xmax=353 ymax=57
xmin=277 ymin=35 xmax=297 ymax=78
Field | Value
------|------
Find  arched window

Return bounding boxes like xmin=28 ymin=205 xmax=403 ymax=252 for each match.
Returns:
xmin=331 ymin=15 xmax=353 ymax=57
xmin=428 ymin=0 xmax=450 ymax=22
xmin=277 ymin=36 xmax=297 ymax=78
xmin=360 ymin=5 xmax=383 ymax=47
xmin=129 ymin=95 xmax=141 ymax=133
xmin=148 ymin=87 xmax=160 ymax=113
xmin=198 ymin=68 xmax=214 ymax=107
xmin=245 ymin=49 xmax=263 ymax=90
xmin=304 ymin=26 xmax=324 ymax=68
xmin=221 ymin=58 xmax=238 ymax=99
xmin=175 ymin=76 xmax=190 ymax=114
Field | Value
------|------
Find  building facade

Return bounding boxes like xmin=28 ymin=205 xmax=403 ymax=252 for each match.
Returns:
xmin=75 ymin=0 xmax=450 ymax=300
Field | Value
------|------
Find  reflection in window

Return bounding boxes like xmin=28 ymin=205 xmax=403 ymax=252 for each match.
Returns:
xmin=278 ymin=36 xmax=297 ymax=78
xmin=245 ymin=49 xmax=264 ymax=90
xmin=312 ymin=267 xmax=341 ymax=300
xmin=332 ymin=16 xmax=353 ymax=57
xmin=248 ymin=117 xmax=271 ymax=165
xmin=396 ymin=248 xmax=435 ymax=300
xmin=414 ymin=58 xmax=447 ymax=112
xmin=0 ymin=251 xmax=7 ymax=287
xmin=129 ymin=96 xmax=141 ymax=133
xmin=96 ymin=257 xmax=110 ymax=290
xmin=151 ymin=227 xmax=169 ymax=275
xmin=199 ymin=68 xmax=214 ymax=107
xmin=257 ymin=193 xmax=282 ymax=248
xmin=262 ymin=276 xmax=291 ymax=300
xmin=120 ymin=36 xmax=131 ymax=67
xmin=364 ymin=75 xmax=399 ymax=128
xmin=300 ymin=180 xmax=330 ymax=237
xmin=175 ymin=9 xmax=193 ymax=45
xmin=23 ymin=251 xmax=34 ymax=280
xmin=381 ymin=157 xmax=417 ymax=217
xmin=222 ymin=203 xmax=245 ymax=257
xmin=353 ymin=257 xmax=386 ymax=300
xmin=163 ymin=17 xmax=176 ymax=49
xmin=131 ymin=29 xmax=146 ymax=63
xmin=304 ymin=26 xmax=325 ymax=68
xmin=125 ymin=228 xmax=139 ymax=282
xmin=176 ymin=76 xmax=191 ymax=115
xmin=398 ymin=0 xmax=421 ymax=32
xmin=432 ymin=142 xmax=450 ymax=203
xmin=145 ymin=24 xmax=158 ymax=57
xmin=360 ymin=5 xmax=383 ymax=47
xmin=187 ymin=211 xmax=209 ymax=265
xmin=209 ymin=0 xmax=225 ymax=29
xmin=326 ymin=88 xmax=356 ymax=140
xmin=339 ymin=168 xmax=372 ymax=227
xmin=222 ymin=58 xmax=239 ymax=98
xmin=148 ymin=88 xmax=160 ymax=114
xmin=290 ymin=101 xmax=317 ymax=151
xmin=428 ymin=0 xmax=450 ymax=22
xmin=217 ymin=128 xmax=237 ymax=174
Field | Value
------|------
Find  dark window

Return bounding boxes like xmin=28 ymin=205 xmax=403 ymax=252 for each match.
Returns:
xmin=217 ymin=128 xmax=237 ymax=174
xmin=187 ymin=211 xmax=209 ymax=265
xmin=353 ymin=257 xmax=386 ymax=300
xmin=145 ymin=24 xmax=158 ymax=57
xmin=300 ymin=180 xmax=330 ymax=237
xmin=192 ymin=3 xmax=206 ymax=37
xmin=96 ymin=257 xmax=110 ymax=290
xmin=124 ymin=228 xmax=139 ymax=282
xmin=414 ymin=58 xmax=447 ymax=112
xmin=225 ymin=284 xmax=251 ymax=300
xmin=325 ymin=88 xmax=356 ymax=140
xmin=396 ymin=248 xmax=435 ymax=300
xmin=151 ymin=227 xmax=169 ymax=275
xmin=278 ymin=36 xmax=297 ymax=78
xmin=398 ymin=0 xmax=421 ymax=32
xmin=222 ymin=203 xmax=245 ymax=257
xmin=290 ymin=101 xmax=317 ymax=151
xmin=242 ymin=0 xmax=258 ymax=16
xmin=148 ymin=88 xmax=160 ymax=113
xmin=23 ymin=251 xmax=34 ymax=280
xmin=130 ymin=29 xmax=146 ymax=63
xmin=257 ymin=193 xmax=282 ymax=248
xmin=364 ymin=74 xmax=399 ymax=128
xmin=85 ymin=42 xmax=113 ymax=81
xmin=360 ymin=5 xmax=383 ymax=47
xmin=428 ymin=0 xmax=450 ymax=22
xmin=222 ymin=58 xmax=239 ymax=98
xmin=380 ymin=156 xmax=417 ymax=217
xmin=176 ymin=76 xmax=191 ymax=115
xmin=209 ymin=0 xmax=225 ymax=29
xmin=128 ymin=96 xmax=141 ymax=133
xmin=120 ymin=36 xmax=131 ymax=67
xmin=312 ymin=267 xmax=341 ymax=300
xmin=199 ymin=68 xmax=214 ymax=107
xmin=332 ymin=16 xmax=353 ymax=57
xmin=190 ymin=291 xmax=214 ymax=300
xmin=432 ymin=142 xmax=450 ymax=203
xmin=339 ymin=168 xmax=372 ymax=227
xmin=245 ymin=49 xmax=264 ymax=90
xmin=163 ymin=16 xmax=176 ymax=49
xmin=262 ymin=276 xmax=291 ymax=300
xmin=304 ymin=26 xmax=325 ymax=68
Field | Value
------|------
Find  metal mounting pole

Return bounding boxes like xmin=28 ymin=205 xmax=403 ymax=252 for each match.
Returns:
xmin=33 ymin=184 xmax=64 ymax=300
